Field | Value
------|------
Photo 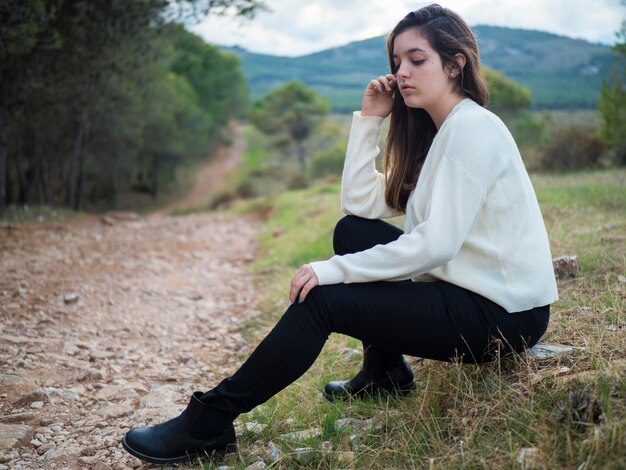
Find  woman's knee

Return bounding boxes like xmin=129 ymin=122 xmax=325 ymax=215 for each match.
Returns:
xmin=333 ymin=215 xmax=363 ymax=255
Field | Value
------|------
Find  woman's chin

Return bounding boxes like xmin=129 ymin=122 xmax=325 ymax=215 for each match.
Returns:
xmin=402 ymin=97 xmax=423 ymax=109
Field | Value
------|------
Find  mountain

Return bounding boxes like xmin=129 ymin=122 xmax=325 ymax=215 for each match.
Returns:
xmin=224 ymin=25 xmax=616 ymax=111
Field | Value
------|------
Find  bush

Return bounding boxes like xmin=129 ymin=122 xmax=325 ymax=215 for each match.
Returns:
xmin=287 ymin=174 xmax=308 ymax=190
xmin=539 ymin=126 xmax=607 ymax=171
xmin=308 ymin=143 xmax=346 ymax=179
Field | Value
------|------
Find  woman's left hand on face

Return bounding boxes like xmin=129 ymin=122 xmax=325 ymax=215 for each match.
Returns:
xmin=289 ymin=264 xmax=319 ymax=305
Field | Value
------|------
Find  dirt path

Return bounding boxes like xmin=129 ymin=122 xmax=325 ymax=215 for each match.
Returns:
xmin=0 ymin=126 xmax=263 ymax=469
xmin=154 ymin=122 xmax=244 ymax=216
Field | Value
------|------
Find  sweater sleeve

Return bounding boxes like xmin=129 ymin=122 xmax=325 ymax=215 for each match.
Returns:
xmin=310 ymin=153 xmax=487 ymax=285
xmin=340 ymin=112 xmax=403 ymax=219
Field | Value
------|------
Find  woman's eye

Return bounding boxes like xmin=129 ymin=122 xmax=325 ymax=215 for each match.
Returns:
xmin=412 ymin=59 xmax=425 ymax=66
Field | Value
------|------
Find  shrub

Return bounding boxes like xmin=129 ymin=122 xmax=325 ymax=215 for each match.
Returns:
xmin=539 ymin=126 xmax=607 ymax=172
xmin=287 ymin=174 xmax=308 ymax=190
xmin=308 ymin=143 xmax=346 ymax=179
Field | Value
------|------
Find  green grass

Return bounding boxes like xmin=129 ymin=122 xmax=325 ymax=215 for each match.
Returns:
xmin=203 ymin=168 xmax=626 ymax=469
xmin=0 ymin=205 xmax=88 ymax=224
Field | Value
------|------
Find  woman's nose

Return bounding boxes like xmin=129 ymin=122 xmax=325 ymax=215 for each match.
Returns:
xmin=396 ymin=64 xmax=409 ymax=78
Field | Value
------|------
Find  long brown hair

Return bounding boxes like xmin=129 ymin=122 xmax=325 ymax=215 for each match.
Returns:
xmin=384 ymin=4 xmax=489 ymax=212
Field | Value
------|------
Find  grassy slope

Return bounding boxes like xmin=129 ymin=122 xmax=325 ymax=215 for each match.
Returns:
xmin=215 ymin=168 xmax=625 ymax=469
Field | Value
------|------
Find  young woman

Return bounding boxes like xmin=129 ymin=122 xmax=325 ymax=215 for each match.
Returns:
xmin=122 ymin=4 xmax=558 ymax=464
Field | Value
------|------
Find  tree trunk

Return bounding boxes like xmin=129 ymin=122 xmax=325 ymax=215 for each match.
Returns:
xmin=0 ymin=118 xmax=6 ymax=210
xmin=14 ymin=153 xmax=30 ymax=205
xmin=67 ymin=112 xmax=88 ymax=209
xmin=73 ymin=116 xmax=90 ymax=211
xmin=296 ymin=137 xmax=306 ymax=170
xmin=35 ymin=135 xmax=52 ymax=205
xmin=0 ymin=78 xmax=7 ymax=210
xmin=150 ymin=154 xmax=159 ymax=200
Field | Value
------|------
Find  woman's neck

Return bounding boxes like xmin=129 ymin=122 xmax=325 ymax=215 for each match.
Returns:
xmin=427 ymin=94 xmax=466 ymax=130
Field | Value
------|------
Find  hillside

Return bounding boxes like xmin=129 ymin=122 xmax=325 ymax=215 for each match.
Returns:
xmin=224 ymin=25 xmax=615 ymax=111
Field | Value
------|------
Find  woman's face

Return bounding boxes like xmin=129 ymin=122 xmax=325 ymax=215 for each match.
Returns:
xmin=392 ymin=29 xmax=456 ymax=112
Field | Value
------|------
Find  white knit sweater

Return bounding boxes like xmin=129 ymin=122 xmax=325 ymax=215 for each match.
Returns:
xmin=310 ymin=98 xmax=558 ymax=313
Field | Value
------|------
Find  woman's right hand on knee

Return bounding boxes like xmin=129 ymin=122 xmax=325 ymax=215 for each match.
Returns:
xmin=289 ymin=264 xmax=319 ymax=305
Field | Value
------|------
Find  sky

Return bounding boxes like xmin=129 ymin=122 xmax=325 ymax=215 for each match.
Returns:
xmin=189 ymin=0 xmax=625 ymax=57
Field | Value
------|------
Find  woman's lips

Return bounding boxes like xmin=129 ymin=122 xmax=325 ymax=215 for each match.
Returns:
xmin=400 ymin=84 xmax=414 ymax=91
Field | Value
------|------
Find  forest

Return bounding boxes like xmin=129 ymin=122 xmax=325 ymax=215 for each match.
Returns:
xmin=0 ymin=0 xmax=262 ymax=211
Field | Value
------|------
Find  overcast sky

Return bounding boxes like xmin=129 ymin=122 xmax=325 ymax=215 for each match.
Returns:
xmin=189 ymin=0 xmax=625 ymax=57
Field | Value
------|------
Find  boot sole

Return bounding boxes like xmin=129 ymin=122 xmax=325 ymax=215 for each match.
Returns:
xmin=324 ymin=380 xmax=416 ymax=402
xmin=121 ymin=435 xmax=236 ymax=464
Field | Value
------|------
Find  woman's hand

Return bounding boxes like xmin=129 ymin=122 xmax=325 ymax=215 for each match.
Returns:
xmin=289 ymin=264 xmax=319 ymax=305
xmin=361 ymin=74 xmax=397 ymax=118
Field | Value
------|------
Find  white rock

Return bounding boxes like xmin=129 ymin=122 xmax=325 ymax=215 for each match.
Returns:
xmin=45 ymin=387 xmax=80 ymax=402
xmin=63 ymin=293 xmax=80 ymax=305
xmin=30 ymin=402 xmax=44 ymax=409
xmin=244 ymin=421 xmax=267 ymax=434
xmin=245 ymin=462 xmax=267 ymax=470
xmin=516 ymin=447 xmax=541 ymax=470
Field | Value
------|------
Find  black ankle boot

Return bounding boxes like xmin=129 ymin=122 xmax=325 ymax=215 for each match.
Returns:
xmin=324 ymin=360 xmax=416 ymax=402
xmin=122 ymin=391 xmax=237 ymax=464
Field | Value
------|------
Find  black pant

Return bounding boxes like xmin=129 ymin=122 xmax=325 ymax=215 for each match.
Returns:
xmin=203 ymin=216 xmax=550 ymax=416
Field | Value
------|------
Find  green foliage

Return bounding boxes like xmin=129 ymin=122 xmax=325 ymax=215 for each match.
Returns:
xmin=599 ymin=9 xmax=626 ymax=165
xmin=308 ymin=143 xmax=347 ymax=180
xmin=248 ymin=81 xmax=330 ymax=168
xmin=484 ymin=68 xmax=532 ymax=111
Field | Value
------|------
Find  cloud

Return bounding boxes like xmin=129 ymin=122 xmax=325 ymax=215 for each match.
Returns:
xmin=189 ymin=0 xmax=625 ymax=56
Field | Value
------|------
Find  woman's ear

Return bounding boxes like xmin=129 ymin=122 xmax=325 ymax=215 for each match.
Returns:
xmin=447 ymin=53 xmax=467 ymax=77
xmin=455 ymin=53 xmax=467 ymax=72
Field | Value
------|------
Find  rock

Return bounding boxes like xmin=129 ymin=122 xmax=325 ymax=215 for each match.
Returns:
xmin=37 ymin=443 xmax=54 ymax=455
xmin=279 ymin=428 xmax=321 ymax=442
xmin=30 ymin=401 xmax=44 ymax=409
xmin=94 ymin=463 xmax=113 ymax=470
xmin=139 ymin=385 xmax=179 ymax=409
xmin=265 ymin=441 xmax=282 ymax=463
xmin=95 ymin=404 xmax=134 ymax=419
xmin=516 ymin=447 xmax=541 ymax=470
xmin=244 ymin=421 xmax=267 ymax=434
xmin=527 ymin=343 xmax=582 ymax=360
xmin=339 ymin=348 xmax=361 ymax=363
xmin=45 ymin=387 xmax=80 ymax=402
xmin=294 ymin=447 xmax=317 ymax=464
xmin=0 ymin=373 xmax=40 ymax=406
xmin=96 ymin=385 xmax=139 ymax=403
xmin=335 ymin=417 xmax=374 ymax=435
xmin=245 ymin=461 xmax=267 ymax=470
xmin=101 ymin=216 xmax=116 ymax=226
xmin=0 ymin=424 xmax=34 ymax=451
xmin=43 ymin=441 xmax=82 ymax=460
xmin=552 ymin=256 xmax=580 ymax=279
xmin=63 ymin=293 xmax=80 ymax=305
xmin=0 ymin=412 xmax=38 ymax=424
